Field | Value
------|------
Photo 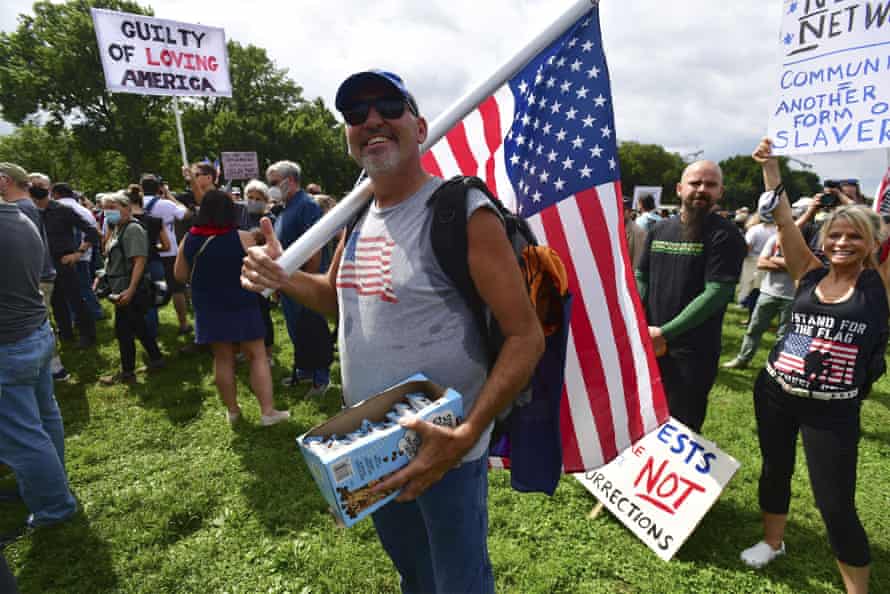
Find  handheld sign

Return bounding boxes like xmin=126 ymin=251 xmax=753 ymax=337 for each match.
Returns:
xmin=575 ymin=418 xmax=740 ymax=561
xmin=90 ymin=8 xmax=232 ymax=97
xmin=768 ymin=0 xmax=890 ymax=155
xmin=633 ymin=186 xmax=663 ymax=209
xmin=221 ymin=152 xmax=259 ymax=180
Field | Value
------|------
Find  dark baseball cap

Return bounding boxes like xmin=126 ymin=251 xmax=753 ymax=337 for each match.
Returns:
xmin=335 ymin=69 xmax=419 ymax=116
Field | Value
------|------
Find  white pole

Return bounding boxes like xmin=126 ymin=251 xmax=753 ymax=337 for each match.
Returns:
xmin=269 ymin=0 xmax=597 ymax=286
xmin=172 ymin=96 xmax=188 ymax=169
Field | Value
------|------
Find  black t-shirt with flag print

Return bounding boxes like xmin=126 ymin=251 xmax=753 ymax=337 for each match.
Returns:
xmin=767 ymin=267 xmax=889 ymax=397
xmin=639 ymin=212 xmax=746 ymax=353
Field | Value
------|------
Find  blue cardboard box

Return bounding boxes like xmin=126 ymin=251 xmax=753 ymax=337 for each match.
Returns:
xmin=298 ymin=374 xmax=463 ymax=527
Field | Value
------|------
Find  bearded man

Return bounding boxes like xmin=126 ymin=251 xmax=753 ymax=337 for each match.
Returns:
xmin=636 ymin=160 xmax=746 ymax=432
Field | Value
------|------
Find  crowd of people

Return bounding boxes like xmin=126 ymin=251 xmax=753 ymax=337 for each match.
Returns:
xmin=1 ymin=68 xmax=889 ymax=594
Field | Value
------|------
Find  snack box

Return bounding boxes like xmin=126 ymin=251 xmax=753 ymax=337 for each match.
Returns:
xmin=298 ymin=374 xmax=463 ymax=527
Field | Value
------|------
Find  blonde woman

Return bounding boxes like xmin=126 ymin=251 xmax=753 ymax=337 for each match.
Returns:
xmin=741 ymin=138 xmax=890 ymax=594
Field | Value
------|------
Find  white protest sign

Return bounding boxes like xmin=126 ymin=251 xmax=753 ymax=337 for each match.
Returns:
xmin=768 ymin=0 xmax=890 ymax=155
xmin=633 ymin=186 xmax=663 ymax=209
xmin=221 ymin=152 xmax=259 ymax=180
xmin=575 ymin=418 xmax=740 ymax=561
xmin=91 ymin=8 xmax=232 ymax=97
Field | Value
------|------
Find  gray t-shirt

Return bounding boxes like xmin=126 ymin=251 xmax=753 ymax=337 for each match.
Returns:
xmin=0 ymin=203 xmax=47 ymax=344
xmin=106 ymin=221 xmax=149 ymax=293
xmin=336 ymin=177 xmax=497 ymax=461
xmin=759 ymin=235 xmax=795 ymax=299
xmin=11 ymin=197 xmax=55 ymax=281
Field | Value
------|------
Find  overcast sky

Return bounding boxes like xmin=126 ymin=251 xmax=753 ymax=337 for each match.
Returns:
xmin=2 ymin=0 xmax=888 ymax=195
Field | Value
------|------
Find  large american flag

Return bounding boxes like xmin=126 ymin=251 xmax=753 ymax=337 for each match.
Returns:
xmin=421 ymin=6 xmax=668 ymax=472
xmin=775 ymin=333 xmax=857 ymax=385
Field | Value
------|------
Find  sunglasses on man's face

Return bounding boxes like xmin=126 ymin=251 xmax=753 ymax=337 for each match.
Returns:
xmin=343 ymin=97 xmax=410 ymax=126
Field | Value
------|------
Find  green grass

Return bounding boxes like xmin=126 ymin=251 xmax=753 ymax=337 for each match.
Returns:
xmin=4 ymin=303 xmax=890 ymax=593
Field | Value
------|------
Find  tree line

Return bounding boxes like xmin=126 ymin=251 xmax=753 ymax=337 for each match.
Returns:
xmin=0 ymin=0 xmax=822 ymax=206
xmin=0 ymin=0 xmax=360 ymax=197
xmin=618 ymin=141 xmax=823 ymax=210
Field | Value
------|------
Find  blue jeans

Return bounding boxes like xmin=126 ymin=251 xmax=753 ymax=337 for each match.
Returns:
xmin=76 ymin=261 xmax=103 ymax=320
xmin=281 ymin=296 xmax=333 ymax=382
xmin=0 ymin=322 xmax=77 ymax=526
xmin=371 ymin=456 xmax=494 ymax=594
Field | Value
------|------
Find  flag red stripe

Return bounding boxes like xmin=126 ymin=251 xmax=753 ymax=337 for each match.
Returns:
xmin=557 ymin=383 xmax=584 ymax=471
xmin=445 ymin=123 xmax=479 ymax=177
xmin=608 ymin=181 xmax=669 ymax=424
xmin=478 ymin=97 xmax=502 ymax=196
xmin=540 ymin=201 xmax=618 ymax=464
xmin=421 ymin=152 xmax=444 ymax=179
xmin=574 ymin=187 xmax=644 ymax=441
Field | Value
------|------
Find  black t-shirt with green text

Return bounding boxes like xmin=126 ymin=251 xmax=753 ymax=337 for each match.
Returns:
xmin=639 ymin=212 xmax=746 ymax=352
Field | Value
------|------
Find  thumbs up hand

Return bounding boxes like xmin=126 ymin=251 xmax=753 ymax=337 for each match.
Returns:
xmin=242 ymin=217 xmax=287 ymax=292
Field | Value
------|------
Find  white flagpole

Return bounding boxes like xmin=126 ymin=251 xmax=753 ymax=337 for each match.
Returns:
xmin=172 ymin=96 xmax=189 ymax=169
xmin=268 ymin=0 xmax=596 ymax=286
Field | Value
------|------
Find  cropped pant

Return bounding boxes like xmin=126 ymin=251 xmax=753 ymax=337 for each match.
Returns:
xmin=754 ymin=370 xmax=869 ymax=566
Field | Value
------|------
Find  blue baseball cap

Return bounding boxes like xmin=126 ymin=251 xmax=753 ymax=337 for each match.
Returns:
xmin=335 ymin=69 xmax=419 ymax=116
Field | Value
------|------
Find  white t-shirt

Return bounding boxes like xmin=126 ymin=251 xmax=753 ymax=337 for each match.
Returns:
xmin=144 ymin=196 xmax=186 ymax=258
xmin=758 ymin=235 xmax=795 ymax=298
xmin=744 ymin=223 xmax=775 ymax=258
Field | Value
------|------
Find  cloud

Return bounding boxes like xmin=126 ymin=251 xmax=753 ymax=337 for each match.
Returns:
xmin=2 ymin=0 xmax=888 ymax=193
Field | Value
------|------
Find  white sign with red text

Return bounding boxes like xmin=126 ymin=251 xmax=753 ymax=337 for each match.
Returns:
xmin=574 ymin=418 xmax=740 ymax=561
xmin=91 ymin=8 xmax=231 ymax=97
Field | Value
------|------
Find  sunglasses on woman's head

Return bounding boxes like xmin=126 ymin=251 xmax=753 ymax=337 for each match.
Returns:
xmin=342 ymin=97 xmax=411 ymax=126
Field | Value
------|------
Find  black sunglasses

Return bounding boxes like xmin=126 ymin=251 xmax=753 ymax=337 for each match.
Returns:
xmin=342 ymin=97 xmax=412 ymax=126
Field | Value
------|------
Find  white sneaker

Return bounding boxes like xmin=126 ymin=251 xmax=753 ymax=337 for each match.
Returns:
xmin=260 ymin=410 xmax=291 ymax=426
xmin=226 ymin=409 xmax=241 ymax=425
xmin=741 ymin=540 xmax=785 ymax=568
xmin=722 ymin=357 xmax=749 ymax=369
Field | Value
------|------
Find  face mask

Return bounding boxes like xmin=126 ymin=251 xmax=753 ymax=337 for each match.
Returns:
xmin=247 ymin=199 xmax=266 ymax=214
xmin=104 ymin=210 xmax=121 ymax=225
xmin=29 ymin=186 xmax=49 ymax=200
xmin=267 ymin=186 xmax=282 ymax=202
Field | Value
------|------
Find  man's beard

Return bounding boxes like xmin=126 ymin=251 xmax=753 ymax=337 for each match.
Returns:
xmin=361 ymin=150 xmax=401 ymax=176
xmin=681 ymin=201 xmax=709 ymax=241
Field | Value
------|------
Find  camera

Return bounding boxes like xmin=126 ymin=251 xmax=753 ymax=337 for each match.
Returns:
xmin=818 ymin=192 xmax=839 ymax=207
xmin=94 ymin=271 xmax=113 ymax=299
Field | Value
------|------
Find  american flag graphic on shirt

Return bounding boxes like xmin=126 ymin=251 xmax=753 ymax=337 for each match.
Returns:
xmin=336 ymin=230 xmax=398 ymax=303
xmin=774 ymin=332 xmax=858 ymax=385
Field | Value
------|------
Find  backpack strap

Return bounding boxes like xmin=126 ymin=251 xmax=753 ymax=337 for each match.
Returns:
xmin=344 ymin=197 xmax=373 ymax=247
xmin=427 ymin=175 xmax=505 ymax=363
xmin=111 ymin=220 xmax=147 ymax=291
xmin=190 ymin=235 xmax=216 ymax=284
xmin=144 ymin=196 xmax=160 ymax=214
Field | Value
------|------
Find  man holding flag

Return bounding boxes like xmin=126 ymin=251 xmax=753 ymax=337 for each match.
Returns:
xmin=243 ymin=3 xmax=668 ymax=589
xmin=242 ymin=69 xmax=543 ymax=592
